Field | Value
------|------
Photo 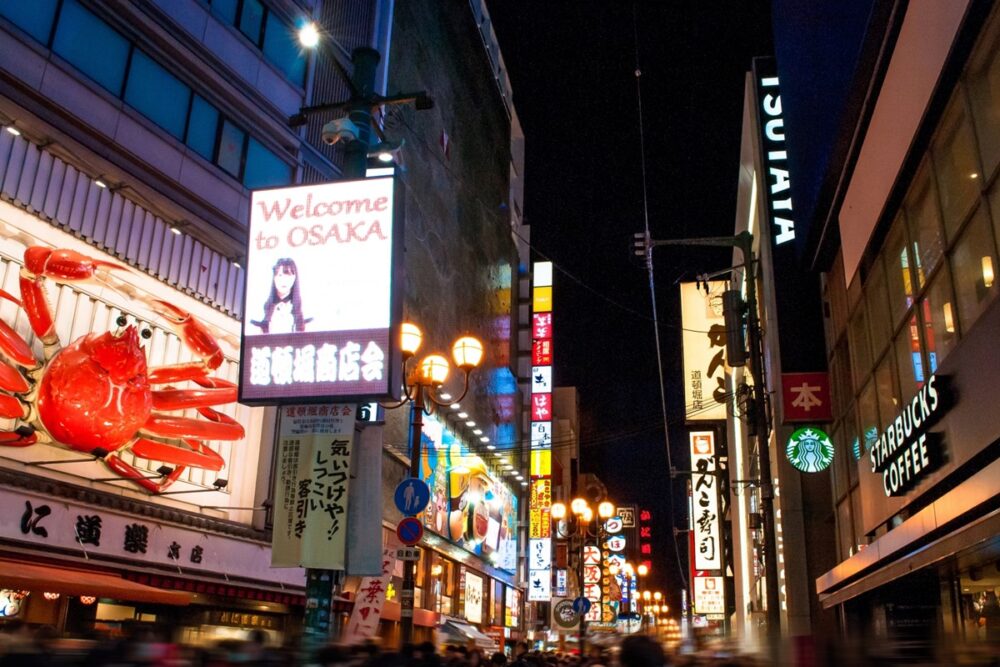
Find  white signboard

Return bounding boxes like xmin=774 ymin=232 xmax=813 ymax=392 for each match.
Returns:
xmin=0 ymin=488 xmax=303 ymax=587
xmin=528 ymin=569 xmax=551 ymax=602
xmin=465 ymin=571 xmax=484 ymax=624
xmin=343 ymin=543 xmax=398 ymax=643
xmin=693 ymin=576 xmax=725 ymax=615
xmin=680 ymin=281 xmax=729 ymax=420
xmin=690 ymin=431 xmax=722 ymax=571
xmin=529 ymin=538 xmax=552 ymax=570
xmin=241 ymin=177 xmax=401 ymax=404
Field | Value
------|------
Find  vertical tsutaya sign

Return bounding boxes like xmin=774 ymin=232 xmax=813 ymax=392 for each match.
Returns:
xmin=529 ymin=261 xmax=554 ymax=602
xmin=755 ymin=63 xmax=795 ymax=246
xmin=343 ymin=541 xmax=398 ymax=643
xmin=272 ymin=406 xmax=356 ymax=568
xmin=689 ymin=432 xmax=722 ymax=571
xmin=680 ymin=282 xmax=729 ymax=421
xmin=240 ymin=177 xmax=403 ymax=404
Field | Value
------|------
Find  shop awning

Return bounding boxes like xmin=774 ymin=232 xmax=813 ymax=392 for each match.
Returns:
xmin=0 ymin=559 xmax=191 ymax=606
xmin=440 ymin=619 xmax=498 ymax=652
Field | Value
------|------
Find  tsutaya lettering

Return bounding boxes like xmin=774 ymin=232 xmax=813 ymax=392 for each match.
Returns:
xmin=868 ymin=374 xmax=948 ymax=497
xmin=759 ymin=76 xmax=794 ymax=245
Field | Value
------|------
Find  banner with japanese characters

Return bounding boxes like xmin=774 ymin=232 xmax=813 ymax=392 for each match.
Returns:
xmin=342 ymin=542 xmax=398 ymax=644
xmin=528 ymin=261 xmax=554 ymax=602
xmin=689 ymin=431 xmax=722 ymax=571
xmin=680 ymin=281 xmax=729 ymax=421
xmin=272 ymin=405 xmax=356 ymax=568
xmin=240 ymin=177 xmax=403 ymax=405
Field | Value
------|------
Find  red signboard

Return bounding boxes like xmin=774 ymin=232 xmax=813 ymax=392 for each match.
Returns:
xmin=781 ymin=372 xmax=832 ymax=422
xmin=531 ymin=394 xmax=552 ymax=421
xmin=532 ymin=312 xmax=553 ymax=340
xmin=532 ymin=339 xmax=553 ymax=366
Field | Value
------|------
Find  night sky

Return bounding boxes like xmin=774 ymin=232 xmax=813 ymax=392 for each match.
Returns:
xmin=486 ymin=2 xmax=774 ymax=603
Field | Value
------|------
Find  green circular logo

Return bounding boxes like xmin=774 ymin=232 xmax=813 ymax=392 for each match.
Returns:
xmin=786 ymin=426 xmax=835 ymax=473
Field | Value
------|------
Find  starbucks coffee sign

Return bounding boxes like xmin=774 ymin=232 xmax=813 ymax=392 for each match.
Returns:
xmin=786 ymin=427 xmax=835 ymax=473
xmin=869 ymin=374 xmax=948 ymax=497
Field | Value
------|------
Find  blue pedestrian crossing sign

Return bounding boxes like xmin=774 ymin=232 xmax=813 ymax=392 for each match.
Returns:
xmin=394 ymin=478 xmax=430 ymax=516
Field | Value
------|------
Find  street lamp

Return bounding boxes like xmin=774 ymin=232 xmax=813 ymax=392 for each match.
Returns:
xmin=552 ymin=497 xmax=608 ymax=655
xmin=387 ymin=322 xmax=484 ymax=644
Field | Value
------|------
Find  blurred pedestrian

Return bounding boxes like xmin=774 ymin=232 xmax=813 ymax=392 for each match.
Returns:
xmin=619 ymin=636 xmax=668 ymax=667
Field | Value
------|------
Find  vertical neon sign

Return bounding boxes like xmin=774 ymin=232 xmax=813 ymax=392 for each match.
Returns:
xmin=528 ymin=262 xmax=554 ymax=602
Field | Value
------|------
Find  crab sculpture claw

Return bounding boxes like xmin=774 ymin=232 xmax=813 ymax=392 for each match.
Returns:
xmin=147 ymin=300 xmax=225 ymax=384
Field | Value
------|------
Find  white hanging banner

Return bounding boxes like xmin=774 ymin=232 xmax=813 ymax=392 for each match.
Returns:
xmin=343 ymin=542 xmax=398 ymax=643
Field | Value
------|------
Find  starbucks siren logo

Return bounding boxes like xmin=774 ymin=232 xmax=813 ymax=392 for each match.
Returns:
xmin=786 ymin=426 xmax=834 ymax=473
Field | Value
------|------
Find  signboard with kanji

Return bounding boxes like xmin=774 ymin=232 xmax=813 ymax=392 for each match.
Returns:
xmin=272 ymin=406 xmax=355 ymax=568
xmin=343 ymin=543 xmax=398 ymax=643
xmin=781 ymin=372 xmax=832 ymax=422
xmin=689 ymin=431 xmax=722 ymax=571
xmin=241 ymin=177 xmax=403 ymax=404
xmin=680 ymin=281 xmax=730 ymax=421
xmin=529 ymin=261 xmax=554 ymax=601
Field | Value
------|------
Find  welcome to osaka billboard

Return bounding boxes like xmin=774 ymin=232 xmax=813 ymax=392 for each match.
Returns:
xmin=239 ymin=177 xmax=404 ymax=405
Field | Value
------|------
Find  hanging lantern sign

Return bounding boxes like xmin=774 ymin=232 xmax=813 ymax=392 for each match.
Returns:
xmin=786 ymin=426 xmax=835 ymax=473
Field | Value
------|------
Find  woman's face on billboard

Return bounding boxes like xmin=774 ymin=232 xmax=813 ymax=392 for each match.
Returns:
xmin=273 ymin=265 xmax=296 ymax=298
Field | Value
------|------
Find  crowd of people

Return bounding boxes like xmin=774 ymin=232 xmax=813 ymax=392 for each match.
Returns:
xmin=0 ymin=622 xmax=763 ymax=667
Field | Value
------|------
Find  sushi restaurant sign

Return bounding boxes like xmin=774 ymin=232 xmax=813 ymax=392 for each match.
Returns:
xmin=240 ymin=177 xmax=404 ymax=405
xmin=868 ymin=374 xmax=949 ymax=497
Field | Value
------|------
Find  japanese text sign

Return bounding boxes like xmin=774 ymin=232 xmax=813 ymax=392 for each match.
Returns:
xmin=343 ymin=543 xmax=398 ymax=643
xmin=241 ymin=177 xmax=402 ymax=404
xmin=272 ymin=407 xmax=356 ymax=568
xmin=689 ymin=431 xmax=722 ymax=571
xmin=680 ymin=282 xmax=730 ymax=421
xmin=530 ymin=261 xmax=554 ymax=601
xmin=781 ymin=372 xmax=832 ymax=422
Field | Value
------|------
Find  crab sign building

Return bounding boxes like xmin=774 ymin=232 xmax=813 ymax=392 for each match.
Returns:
xmin=0 ymin=0 xmax=528 ymax=648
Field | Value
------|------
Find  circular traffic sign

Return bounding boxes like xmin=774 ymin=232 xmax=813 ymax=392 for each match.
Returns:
xmin=396 ymin=517 xmax=424 ymax=546
xmin=553 ymin=600 xmax=579 ymax=628
xmin=394 ymin=478 xmax=431 ymax=516
xmin=571 ymin=596 xmax=592 ymax=615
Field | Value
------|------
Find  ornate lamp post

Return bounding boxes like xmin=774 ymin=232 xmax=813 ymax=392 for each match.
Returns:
xmin=386 ymin=322 xmax=484 ymax=644
xmin=551 ymin=498 xmax=613 ymax=655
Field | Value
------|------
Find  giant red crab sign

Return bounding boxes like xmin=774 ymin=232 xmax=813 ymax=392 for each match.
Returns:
xmin=0 ymin=247 xmax=245 ymax=493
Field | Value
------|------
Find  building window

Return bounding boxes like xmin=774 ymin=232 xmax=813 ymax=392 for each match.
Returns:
xmin=217 ymin=120 xmax=247 ymax=179
xmin=873 ymin=354 xmax=898 ymax=434
xmin=950 ymin=207 xmax=998 ymax=331
xmin=123 ymin=50 xmax=191 ymax=140
xmin=245 ymin=137 xmax=293 ymax=189
xmin=905 ymin=163 xmax=945 ymax=290
xmin=186 ymin=95 xmax=220 ymax=161
xmin=52 ymin=0 xmax=130 ymax=95
xmin=883 ymin=216 xmax=916 ymax=328
xmin=0 ymin=0 xmax=58 ymax=43
xmin=847 ymin=306 xmax=871 ymax=390
xmin=931 ymin=92 xmax=982 ymax=240
xmin=865 ymin=258 xmax=892 ymax=358
xmin=968 ymin=13 xmax=1000 ymax=180
xmin=894 ymin=314 xmax=923 ymax=403
xmin=209 ymin=0 xmax=307 ymax=85
xmin=921 ymin=265 xmax=959 ymax=367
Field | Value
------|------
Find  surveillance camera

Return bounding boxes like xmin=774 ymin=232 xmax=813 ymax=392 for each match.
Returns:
xmin=321 ymin=118 xmax=360 ymax=145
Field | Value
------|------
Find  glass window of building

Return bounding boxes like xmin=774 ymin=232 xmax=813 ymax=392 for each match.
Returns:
xmin=837 ymin=499 xmax=854 ymax=561
xmin=123 ymin=50 xmax=191 ymax=140
xmin=921 ymin=265 xmax=959 ymax=369
xmin=858 ymin=380 xmax=879 ymax=459
xmin=989 ymin=178 xmax=1000 ymax=261
xmin=968 ymin=11 xmax=1000 ymax=180
xmin=217 ymin=120 xmax=246 ymax=178
xmin=931 ymin=92 xmax=983 ymax=240
xmin=873 ymin=353 xmax=898 ymax=435
xmin=905 ymin=163 xmax=946 ymax=289
xmin=244 ymin=138 xmax=292 ymax=189
xmin=894 ymin=314 xmax=924 ymax=403
xmin=884 ymin=215 xmax=916 ymax=327
xmin=949 ymin=207 xmax=998 ymax=331
xmin=52 ymin=0 xmax=130 ymax=95
xmin=209 ymin=0 xmax=239 ymax=25
xmin=831 ymin=423 xmax=851 ymax=502
xmin=0 ymin=0 xmax=58 ymax=43
xmin=865 ymin=257 xmax=892 ymax=357
xmin=263 ymin=15 xmax=306 ymax=84
xmin=850 ymin=489 xmax=866 ymax=551
xmin=186 ymin=95 xmax=220 ymax=161
xmin=848 ymin=305 xmax=871 ymax=390
xmin=239 ymin=0 xmax=266 ymax=45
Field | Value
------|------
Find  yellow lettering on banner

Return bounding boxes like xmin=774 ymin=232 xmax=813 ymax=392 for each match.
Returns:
xmin=533 ymin=286 xmax=553 ymax=312
xmin=531 ymin=450 xmax=551 ymax=476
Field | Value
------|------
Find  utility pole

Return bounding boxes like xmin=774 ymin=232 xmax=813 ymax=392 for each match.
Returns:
xmin=288 ymin=43 xmax=432 ymax=655
xmin=638 ymin=231 xmax=780 ymax=644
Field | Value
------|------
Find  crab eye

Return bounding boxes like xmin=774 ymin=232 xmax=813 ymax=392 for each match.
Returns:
xmin=140 ymin=328 xmax=152 ymax=339
xmin=116 ymin=315 xmax=128 ymax=327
